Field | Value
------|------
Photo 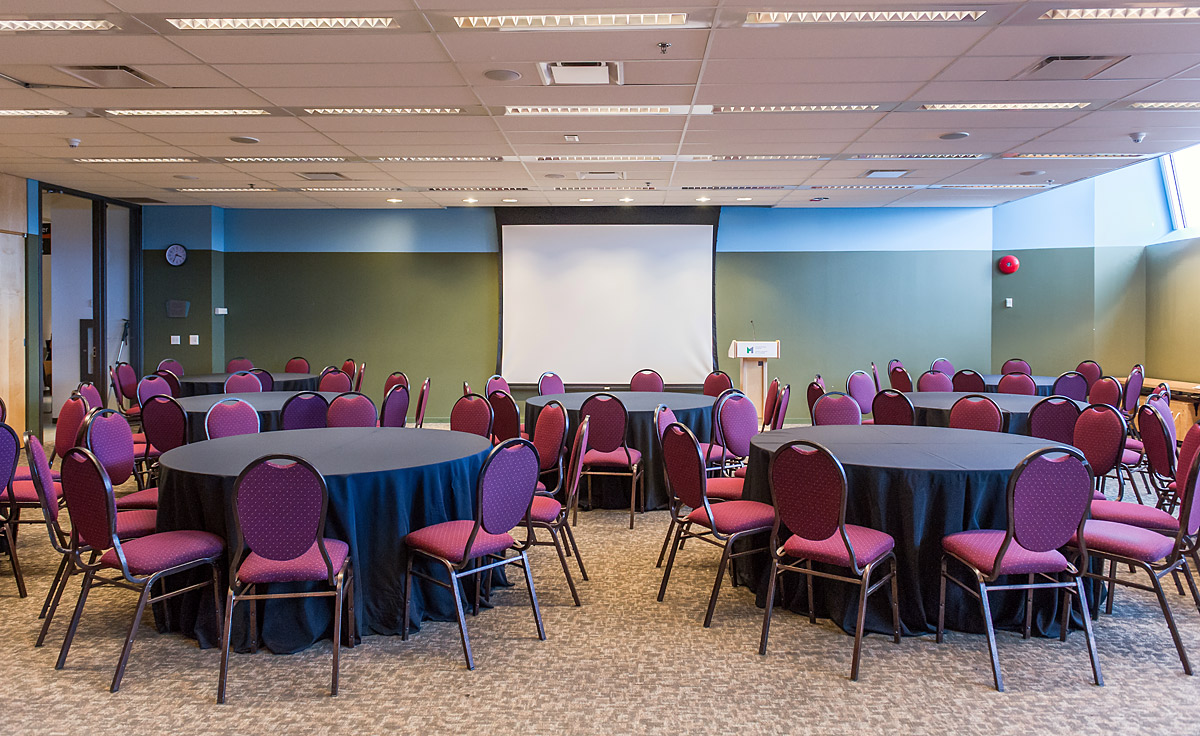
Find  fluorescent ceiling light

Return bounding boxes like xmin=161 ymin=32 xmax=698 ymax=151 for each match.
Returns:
xmin=695 ymin=196 xmax=711 ymax=202
xmin=921 ymin=102 xmax=1089 ymax=111
xmin=619 ymin=197 xmax=634 ymax=202
xmin=683 ymin=185 xmax=791 ymax=190
xmin=534 ymin=155 xmax=663 ymax=162
xmin=1040 ymin=7 xmax=1200 ymax=20
xmin=554 ymin=186 xmax=655 ymax=190
xmin=708 ymin=154 xmax=827 ymax=161
xmin=746 ymin=10 xmax=985 ymax=24
xmin=865 ymin=170 xmax=909 ymax=178
xmin=463 ymin=198 xmax=478 ymax=203
xmin=225 ymin=157 xmax=346 ymax=163
xmin=506 ymin=105 xmax=677 ymax=116
xmin=177 ymin=187 xmax=274 ymax=192
xmin=714 ymin=104 xmax=879 ymax=113
xmin=736 ymin=197 xmax=753 ymax=201
xmin=0 ymin=109 xmax=71 ymax=116
xmin=850 ymin=153 xmax=987 ymax=160
xmin=502 ymin=198 xmax=519 ymax=203
xmin=76 ymin=157 xmax=199 ymax=163
xmin=578 ymin=198 xmax=595 ymax=202
xmin=167 ymin=17 xmax=396 ymax=31
xmin=299 ymin=187 xmax=400 ymax=192
xmin=454 ymin=13 xmax=687 ymax=29
xmin=931 ymin=184 xmax=1050 ymax=189
xmin=305 ymin=108 xmax=461 ymax=115
xmin=0 ymin=19 xmax=115 ymax=31
xmin=1006 ymin=152 xmax=1145 ymax=159
xmin=1129 ymin=101 xmax=1200 ymax=109
xmin=107 ymin=108 xmax=269 ymax=116
xmin=808 ymin=184 xmax=915 ymax=189
xmin=386 ymin=198 xmax=404 ymax=203
xmin=429 ymin=187 xmax=528 ymax=191
xmin=378 ymin=156 xmax=502 ymax=162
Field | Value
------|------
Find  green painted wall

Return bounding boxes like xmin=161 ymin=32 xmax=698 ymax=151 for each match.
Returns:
xmin=1093 ymin=246 xmax=1146 ymax=374
xmin=142 ymin=249 xmax=220 ymax=375
xmin=1146 ymin=237 xmax=1200 ymax=382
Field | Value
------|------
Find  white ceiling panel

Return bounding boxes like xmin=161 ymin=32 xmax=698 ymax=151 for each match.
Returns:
xmin=695 ymin=82 xmax=924 ymax=105
xmin=251 ymin=87 xmax=478 ymax=107
xmin=439 ymin=29 xmax=712 ymax=63
xmin=708 ymin=27 xmax=991 ymax=60
xmin=171 ymin=34 xmax=450 ymax=65
xmin=215 ymin=63 xmax=467 ymax=89
xmin=0 ymin=35 xmax=196 ymax=65
xmin=703 ymin=57 xmax=955 ymax=85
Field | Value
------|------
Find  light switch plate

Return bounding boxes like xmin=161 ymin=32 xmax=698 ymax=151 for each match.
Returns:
xmin=214 ymin=307 xmax=228 ymax=315
xmin=189 ymin=334 xmax=199 ymax=345
xmin=1004 ymin=298 xmax=1013 ymax=308
xmin=170 ymin=335 xmax=180 ymax=345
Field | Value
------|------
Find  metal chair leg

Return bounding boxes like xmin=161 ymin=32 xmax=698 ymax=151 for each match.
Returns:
xmin=656 ymin=517 xmax=676 ymax=568
xmin=850 ymin=566 xmax=871 ymax=681
xmin=759 ymin=559 xmax=779 ymax=655
xmin=55 ymin=568 xmax=95 ymax=670
xmin=401 ymin=556 xmax=412 ymax=642
xmin=40 ymin=554 xmax=71 ymax=620
xmin=111 ymin=581 xmax=154 ymax=692
xmin=331 ymin=572 xmax=344 ymax=696
xmin=1075 ymin=577 xmax=1104 ymax=686
xmin=977 ymin=579 xmax=1004 ymax=692
xmin=1023 ymin=573 xmax=1034 ymax=639
xmin=805 ymin=560 xmax=815 ymax=624
xmin=217 ymin=588 xmax=236 ymax=704
xmin=2 ymin=524 xmax=25 ymax=598
xmin=520 ymin=551 xmax=546 ymax=640
xmin=38 ymin=558 xmax=75 ymax=647
xmin=658 ymin=523 xmax=685 ymax=602
xmin=562 ymin=522 xmax=588 ymax=580
xmin=1148 ymin=564 xmax=1192 ymax=675
xmin=703 ymin=544 xmax=732 ymax=628
xmin=446 ymin=562 xmax=474 ymax=670
xmin=890 ymin=557 xmax=901 ymax=643
xmin=1105 ymin=558 xmax=1119 ymax=615
xmin=548 ymin=526 xmax=580 ymax=606
xmin=936 ymin=556 xmax=948 ymax=643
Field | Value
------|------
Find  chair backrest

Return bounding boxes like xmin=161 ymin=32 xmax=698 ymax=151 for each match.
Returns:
xmin=949 ymin=394 xmax=1003 ymax=432
xmin=415 ymin=378 xmax=431 ymax=428
xmin=805 ymin=380 xmax=825 ymax=417
xmin=476 ymin=439 xmax=539 ymax=537
xmin=845 ymin=370 xmax=875 ymax=415
xmin=660 ymin=422 xmax=708 ymax=512
xmin=761 ymin=377 xmax=781 ymax=432
xmin=871 ymin=389 xmax=914 ymax=426
xmin=284 ymin=356 xmax=310 ymax=373
xmin=59 ymin=447 xmax=117 ymax=553
xmin=1176 ymin=424 xmax=1200 ymax=539
xmin=384 ymin=371 xmax=409 ymax=396
xmin=579 ymin=393 xmax=628 ymax=453
xmin=1155 ymin=382 xmax=1172 ymax=403
xmin=702 ymin=370 xmax=734 ymax=397
xmin=488 ymin=390 xmax=522 ymax=443
xmin=233 ymin=455 xmax=331 ymax=576
xmin=814 ymin=374 xmax=825 ymax=390
xmin=951 ymin=369 xmax=986 ymax=393
xmin=1073 ymin=404 xmax=1126 ymax=476
xmin=77 ymin=382 xmax=103 ymax=411
xmin=917 ymin=370 xmax=953 ymax=392
xmin=53 ymin=393 xmax=90 ymax=461
xmin=1075 ymin=360 xmax=1102 ymax=390
xmin=1051 ymin=371 xmax=1088 ymax=402
xmin=249 ymin=368 xmax=274 ymax=392
xmin=718 ymin=391 xmax=760 ymax=457
xmin=630 ymin=368 xmax=665 ymax=392
xmin=463 ymin=381 xmax=472 ymax=397
xmin=224 ymin=370 xmax=263 ymax=393
xmin=340 ymin=359 xmax=357 ymax=380
xmin=888 ymin=365 xmax=913 ymax=393
xmin=0 ymin=423 xmax=18 ymax=494
xmin=1123 ymin=364 xmax=1145 ymax=414
xmin=771 ymin=384 xmax=791 ymax=430
xmin=812 ymin=392 xmax=862 ymax=426
xmin=380 ymin=384 xmax=410 ymax=428
xmin=538 ymin=371 xmax=565 ymax=395
xmin=226 ymin=357 xmax=254 ymax=372
xmin=205 ymin=398 xmax=261 ymax=440
xmin=354 ymin=362 xmax=366 ymax=392
xmin=562 ymin=418 xmax=589 ymax=510
xmin=451 ymin=393 xmax=494 ymax=438
xmin=140 ymin=395 xmax=188 ymax=455
xmin=769 ymin=440 xmax=861 ymax=569
xmin=23 ymin=432 xmax=62 ymax=527
xmin=114 ymin=362 xmax=138 ymax=404
xmin=654 ymin=403 xmax=678 ymax=447
xmin=1001 ymin=358 xmax=1032 ymax=375
xmin=317 ymin=369 xmax=353 ymax=393
xmin=1087 ymin=376 xmax=1123 ymax=408
xmin=997 ymin=371 xmax=1036 ymax=396
xmin=1 ymin=396 xmax=6 ymax=423
xmin=1148 ymin=391 xmax=1176 ymax=446
xmin=485 ymin=374 xmax=510 ymax=396
xmin=1138 ymin=403 xmax=1176 ymax=481
xmin=82 ymin=409 xmax=135 ymax=485
xmin=531 ymin=400 xmax=568 ymax=472
xmin=327 ymin=392 xmax=378 ymax=428
xmin=1028 ymin=396 xmax=1081 ymax=445
xmin=887 ymin=358 xmax=903 ymax=372
xmin=870 ymin=362 xmax=881 ymax=392
xmin=930 ymin=358 xmax=954 ymax=375
xmin=157 ymin=358 xmax=184 ymax=376
xmin=153 ymin=369 xmax=181 ymax=397
xmin=1007 ymin=447 xmax=1092 ymax=561
xmin=281 ymin=391 xmax=329 ymax=430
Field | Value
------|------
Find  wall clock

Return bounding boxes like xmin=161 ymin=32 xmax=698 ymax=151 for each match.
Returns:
xmin=165 ymin=243 xmax=188 ymax=266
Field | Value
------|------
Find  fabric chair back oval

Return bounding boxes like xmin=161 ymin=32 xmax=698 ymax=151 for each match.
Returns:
xmin=77 ymin=382 xmax=103 ymax=411
xmin=115 ymin=363 xmax=139 ymax=404
xmin=538 ymin=371 xmax=565 ymax=395
xmin=380 ymin=384 xmax=410 ymax=428
xmin=1148 ymin=392 xmax=1176 ymax=446
xmin=0 ymin=423 xmax=18 ymax=492
xmin=871 ymin=389 xmax=914 ymax=426
xmin=930 ymin=358 xmax=954 ymax=375
xmin=488 ymin=390 xmax=522 ymax=442
xmin=1075 ymin=360 xmax=1102 ymax=390
xmin=887 ymin=358 xmax=903 ymax=372
xmin=1072 ymin=404 xmax=1126 ymax=476
xmin=718 ymin=392 xmax=759 ymax=457
xmin=281 ymin=392 xmax=329 ymax=430
xmin=83 ymin=409 xmax=135 ymax=486
xmin=23 ymin=433 xmax=59 ymax=522
xmin=917 ymin=370 xmax=953 ymax=392
xmin=805 ymin=380 xmax=825 ymax=418
xmin=531 ymin=401 xmax=567 ymax=472
xmin=1027 ymin=396 xmax=1081 ymax=444
xmin=762 ymin=378 xmax=781 ymax=431
xmin=234 ymin=455 xmax=326 ymax=562
xmin=845 ymin=371 xmax=875 ymax=414
xmin=1138 ymin=404 xmax=1176 ymax=480
xmin=770 ymin=440 xmax=845 ymax=543
xmin=661 ymin=422 xmax=707 ymax=510
xmin=485 ymin=375 xmax=510 ymax=396
xmin=205 ymin=398 xmax=261 ymax=440
xmin=814 ymin=374 xmax=825 ymax=390
xmin=771 ymin=384 xmax=791 ymax=430
xmin=153 ymin=369 xmax=181 ymax=397
xmin=318 ymin=369 xmax=353 ymax=393
xmin=340 ymin=359 xmax=357 ymax=379
xmin=1010 ymin=448 xmax=1092 ymax=553
xmin=141 ymin=396 xmax=188 ymax=454
xmin=579 ymin=393 xmax=628 ymax=453
xmin=157 ymin=358 xmax=184 ymax=377
xmin=284 ymin=356 xmax=309 ymax=373
xmin=1087 ymin=376 xmax=1123 ymax=408
xmin=888 ymin=365 xmax=913 ymax=393
xmin=226 ymin=357 xmax=254 ymax=372
xmin=630 ymin=369 xmax=665 ymax=392
xmin=59 ymin=447 xmax=117 ymax=552
xmin=478 ymin=439 xmax=540 ymax=536
xmin=812 ymin=392 xmax=862 ymax=426
xmin=224 ymin=371 xmax=263 ymax=393
xmin=249 ymin=369 xmax=274 ymax=392
xmin=563 ymin=418 xmax=590 ymax=508
xmin=54 ymin=393 xmax=90 ymax=459
xmin=1001 ymin=358 xmax=1032 ymax=375
xmin=654 ymin=403 xmax=678 ymax=445
xmin=997 ymin=372 xmax=1036 ymax=396
xmin=384 ymin=371 xmax=409 ymax=396
xmin=949 ymin=394 xmax=1003 ymax=432
xmin=415 ymin=378 xmax=431 ymax=428
xmin=1051 ymin=371 xmax=1088 ymax=402
xmin=703 ymin=370 xmax=734 ymax=397
xmin=952 ymin=369 xmax=986 ymax=393
xmin=327 ymin=392 xmax=378 ymax=428
xmin=1123 ymin=364 xmax=1145 ymax=414
xmin=451 ymin=394 xmax=494 ymax=438
xmin=1178 ymin=424 xmax=1200 ymax=537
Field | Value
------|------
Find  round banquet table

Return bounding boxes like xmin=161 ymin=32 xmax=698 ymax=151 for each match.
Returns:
xmin=906 ymin=391 xmax=1083 ymax=435
xmin=175 ymin=391 xmax=342 ymax=441
xmin=740 ymin=425 xmax=1088 ymax=638
xmin=525 ymin=391 xmax=715 ymax=512
xmin=982 ymin=374 xmax=1057 ymax=396
xmin=153 ymin=427 xmax=493 ymax=653
xmin=177 ymin=372 xmax=318 ymax=397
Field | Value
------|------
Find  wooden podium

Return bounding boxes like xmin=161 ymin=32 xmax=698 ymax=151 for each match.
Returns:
xmin=728 ymin=340 xmax=780 ymax=419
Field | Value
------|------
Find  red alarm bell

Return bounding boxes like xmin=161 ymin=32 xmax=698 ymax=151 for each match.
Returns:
xmin=997 ymin=254 xmax=1020 ymax=275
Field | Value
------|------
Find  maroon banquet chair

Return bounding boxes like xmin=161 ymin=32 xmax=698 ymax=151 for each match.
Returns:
xmin=1074 ymin=404 xmax=1129 ymax=501
xmin=485 ymin=374 xmax=510 ymax=396
xmin=1028 ymin=396 xmax=1081 ymax=445
xmin=531 ymin=400 xmax=569 ymax=498
xmin=284 ymin=356 xmax=309 ymax=373
xmin=217 ymin=454 xmax=354 ymax=703
xmin=353 ymin=362 xmax=366 ymax=392
xmin=462 ymin=381 xmax=472 ymax=397
xmin=402 ymin=439 xmax=546 ymax=670
xmin=327 ymin=392 xmax=378 ymax=428
xmin=205 ymin=398 xmax=261 ymax=440
xmin=153 ymin=369 xmax=181 ymax=398
xmin=339 ymin=359 xmax=357 ymax=383
xmin=630 ymin=368 xmax=665 ymax=393
xmin=13 ymin=392 xmax=85 ymax=485
xmin=761 ymin=378 xmax=781 ymax=433
xmin=580 ymin=393 xmax=644 ymax=529
xmin=931 ymin=358 xmax=954 ymax=375
xmin=938 ymin=447 xmax=1101 ymax=692
xmin=110 ymin=363 xmax=140 ymax=423
xmin=1091 ymin=407 xmax=1187 ymax=529
xmin=384 ymin=371 xmax=409 ymax=396
xmin=872 ymin=389 xmax=915 ymax=426
xmin=715 ymin=391 xmax=760 ymax=474
xmin=845 ymin=371 xmax=876 ymax=423
xmin=414 ymin=378 xmax=431 ymax=428
xmin=157 ymin=358 xmax=184 ymax=376
xmin=657 ymin=422 xmax=773 ymax=627
xmin=249 ymin=369 xmax=274 ymax=392
xmin=949 ymin=394 xmax=1003 ymax=433
xmin=952 ymin=369 xmax=986 ymax=393
xmin=77 ymin=381 xmax=103 ymax=411
xmin=760 ymin=440 xmax=900 ymax=680
xmin=318 ymin=369 xmax=353 ymax=393
xmin=1122 ymin=364 xmax=1145 ymax=419
xmin=55 ymin=447 xmax=224 ymax=693
xmin=281 ymin=391 xmax=328 ymax=430
xmin=1088 ymin=376 xmax=1123 ymax=409
xmin=771 ymin=383 xmax=791 ymax=430
xmin=703 ymin=370 xmax=734 ymax=398
xmin=450 ymin=393 xmax=494 ymax=438
xmin=888 ymin=365 xmax=913 ymax=393
xmin=139 ymin=396 xmax=187 ymax=473
xmin=538 ymin=371 xmax=565 ymax=396
xmin=135 ymin=374 xmax=172 ymax=407
xmin=380 ymin=384 xmax=410 ymax=428
xmin=812 ymin=392 xmax=862 ymax=426
xmin=226 ymin=357 xmax=254 ymax=372
xmin=526 ymin=417 xmax=588 ymax=606
xmin=1076 ymin=360 xmax=1103 ymax=391
xmin=997 ymin=372 xmax=1036 ymax=396
xmin=224 ymin=370 xmax=263 ymax=393
xmin=1052 ymin=371 xmax=1089 ymax=402
xmin=917 ymin=370 xmax=953 ymax=393
xmin=82 ymin=409 xmax=158 ymax=510
xmin=806 ymin=379 xmax=825 ymax=419
xmin=0 ymin=424 xmax=27 ymax=597
xmin=488 ymin=390 xmax=523 ymax=443
xmin=1001 ymin=358 xmax=1032 ymax=375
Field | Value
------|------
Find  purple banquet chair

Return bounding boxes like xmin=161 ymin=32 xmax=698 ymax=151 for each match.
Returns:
xmin=805 ymin=379 xmax=825 ymax=419
xmin=1122 ymin=364 xmax=1145 ymax=420
xmin=949 ymin=394 xmax=1003 ymax=433
xmin=1074 ymin=404 xmax=1129 ymax=501
xmin=997 ymin=372 xmax=1037 ymax=396
xmin=451 ymin=393 xmax=494 ymax=438
xmin=157 ymin=358 xmax=184 ymax=376
xmin=327 ymin=392 xmax=378 ymax=428
xmin=952 ymin=369 xmax=986 ymax=393
xmin=217 ymin=455 xmax=354 ymax=703
xmin=204 ymin=398 xmax=261 ymax=440
xmin=917 ymin=370 xmax=953 ymax=393
xmin=0 ymin=424 xmax=26 ymax=597
xmin=1091 ymin=407 xmax=1188 ymax=527
xmin=1001 ymin=358 xmax=1032 ymax=375
xmin=771 ymin=383 xmax=791 ymax=430
xmin=580 ymin=393 xmax=644 ymax=529
xmin=1088 ymin=376 xmax=1124 ymax=409
xmin=811 ymin=392 xmax=862 ymax=426
xmin=402 ymin=439 xmax=546 ymax=669
xmin=888 ymin=365 xmax=913 ymax=393
xmin=485 ymin=374 xmax=510 ymax=396
xmin=1076 ymin=360 xmax=1103 ymax=391
xmin=703 ymin=370 xmax=734 ymax=398
xmin=414 ymin=378 xmax=431 ymax=429
xmin=715 ymin=390 xmax=759 ymax=474
xmin=284 ymin=356 xmax=310 ymax=373
xmin=153 ymin=369 xmax=181 ymax=397
xmin=77 ymin=381 xmax=104 ymax=411
xmin=384 ymin=371 xmax=409 ymax=396
xmin=1028 ymin=396 xmax=1081 ymax=445
xmin=1052 ymin=371 xmax=1089 ymax=402
xmin=380 ymin=384 xmax=410 ymax=428
xmin=317 ymin=369 xmax=353 ymax=393
xmin=488 ymin=390 xmax=523 ymax=443
xmin=135 ymin=374 xmax=172 ymax=407
xmin=761 ymin=378 xmax=781 ymax=433
xmin=931 ymin=358 xmax=954 ymax=375
xmin=81 ymin=409 xmax=158 ymax=510
xmin=226 ymin=357 xmax=254 ymax=372
xmin=760 ymin=440 xmax=900 ymax=680
xmin=871 ymin=389 xmax=915 ymax=426
xmin=630 ymin=368 xmax=665 ymax=393
xmin=939 ymin=447 xmax=1101 ymax=692
xmin=845 ymin=371 xmax=876 ymax=423
xmin=538 ymin=371 xmax=565 ymax=396
xmin=281 ymin=391 xmax=328 ymax=430
xmin=249 ymin=369 xmax=274 ymax=392
xmin=526 ymin=417 xmax=588 ymax=606
xmin=224 ymin=370 xmax=263 ymax=393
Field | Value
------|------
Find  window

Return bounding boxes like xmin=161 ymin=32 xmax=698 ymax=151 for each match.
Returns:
xmin=1164 ymin=142 xmax=1200 ymax=230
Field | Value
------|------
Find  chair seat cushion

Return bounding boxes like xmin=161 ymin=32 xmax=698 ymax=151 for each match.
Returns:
xmin=5 ymin=478 xmax=61 ymax=504
xmin=943 ymin=529 xmax=1070 ymax=575
xmin=784 ymin=524 xmax=895 ymax=568
xmin=528 ymin=495 xmax=563 ymax=523
xmin=115 ymin=509 xmax=158 ymax=539
xmin=238 ymin=539 xmax=349 ymax=584
xmin=114 ymin=487 xmax=158 ymax=510
xmin=1089 ymin=499 xmax=1179 ymax=533
xmin=583 ymin=447 xmax=642 ymax=468
xmin=135 ymin=443 xmax=161 ymax=458
xmin=405 ymin=520 xmax=514 ymax=563
xmin=100 ymin=530 xmax=224 ymax=575
xmin=123 ymin=405 xmax=141 ymax=417
xmin=706 ymin=476 xmax=744 ymax=501
xmin=132 ymin=432 xmax=147 ymax=443
xmin=862 ymin=418 xmax=875 ymax=425
xmin=699 ymin=443 xmax=731 ymax=463
xmin=1072 ymin=520 xmax=1175 ymax=563
xmin=1120 ymin=449 xmax=1142 ymax=466
xmin=13 ymin=466 xmax=60 ymax=482
xmin=1125 ymin=438 xmax=1144 ymax=453
xmin=687 ymin=500 xmax=774 ymax=535
xmin=733 ymin=466 xmax=747 ymax=478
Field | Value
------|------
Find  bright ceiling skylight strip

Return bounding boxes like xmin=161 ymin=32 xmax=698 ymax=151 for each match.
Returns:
xmin=808 ymin=184 xmax=915 ymax=189
xmin=299 ymin=187 xmax=400 ymax=192
xmin=177 ymin=187 xmax=275 ymax=192
xmin=1040 ymin=7 xmax=1200 ymax=20
xmin=167 ymin=17 xmax=396 ymax=31
xmin=454 ymin=13 xmax=687 ymax=29
xmin=1129 ymin=101 xmax=1200 ymax=109
xmin=921 ymin=102 xmax=1089 ymax=111
xmin=506 ymin=105 xmax=676 ymax=116
xmin=746 ymin=10 xmax=985 ymax=24
xmin=225 ymin=157 xmax=346 ymax=163
xmin=0 ymin=19 xmax=115 ymax=31
xmin=305 ymin=108 xmax=461 ymax=115
xmin=714 ymin=104 xmax=879 ymax=113
xmin=849 ymin=153 xmax=988 ymax=159
xmin=1006 ymin=152 xmax=1145 ymax=159
xmin=76 ymin=157 xmax=199 ymax=163
xmin=107 ymin=108 xmax=269 ymax=116
xmin=0 ymin=109 xmax=71 ymax=116
xmin=378 ymin=156 xmax=503 ymax=162
xmin=534 ymin=155 xmax=663 ymax=162
xmin=932 ymin=184 xmax=1050 ymax=189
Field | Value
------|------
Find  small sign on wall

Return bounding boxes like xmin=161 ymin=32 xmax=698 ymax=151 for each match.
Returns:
xmin=165 ymin=299 xmax=190 ymax=318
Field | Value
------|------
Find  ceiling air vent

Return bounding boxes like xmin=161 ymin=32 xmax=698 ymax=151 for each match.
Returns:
xmin=297 ymin=172 xmax=349 ymax=181
xmin=537 ymin=61 xmax=624 ymax=86
xmin=55 ymin=66 xmax=165 ymax=88
xmin=1016 ymin=56 xmax=1127 ymax=81
xmin=577 ymin=171 xmax=626 ymax=180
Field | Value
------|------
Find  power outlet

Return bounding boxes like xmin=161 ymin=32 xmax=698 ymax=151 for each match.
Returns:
xmin=170 ymin=335 xmax=180 ymax=345
xmin=189 ymin=335 xmax=200 ymax=345
xmin=1004 ymin=298 xmax=1014 ymax=308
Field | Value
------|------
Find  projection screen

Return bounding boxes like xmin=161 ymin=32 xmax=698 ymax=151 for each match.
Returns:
xmin=501 ymin=224 xmax=715 ymax=385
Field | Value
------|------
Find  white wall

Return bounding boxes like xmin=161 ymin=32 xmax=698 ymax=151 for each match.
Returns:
xmin=49 ymin=193 xmax=93 ymax=417
xmin=106 ymin=204 xmax=130 ymax=368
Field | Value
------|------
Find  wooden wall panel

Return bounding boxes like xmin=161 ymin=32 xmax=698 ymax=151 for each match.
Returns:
xmin=0 ymin=233 xmax=26 ymax=432
xmin=0 ymin=173 xmax=26 ymax=235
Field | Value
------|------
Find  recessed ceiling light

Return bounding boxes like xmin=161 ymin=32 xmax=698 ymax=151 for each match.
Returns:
xmin=484 ymin=69 xmax=522 ymax=81
xmin=463 ymin=198 xmax=479 ymax=203
xmin=502 ymin=198 xmax=519 ymax=203
xmin=931 ymin=184 xmax=1051 ymax=189
xmin=545 ymin=174 xmax=566 ymax=179
xmin=1129 ymin=101 xmax=1200 ymax=110
xmin=809 ymin=184 xmax=915 ymax=189
xmin=1006 ymin=152 xmax=1145 ymax=159
xmin=695 ymin=196 xmax=711 ymax=202
xmin=1040 ymin=7 xmax=1200 ymax=21
xmin=810 ymin=197 xmax=829 ymax=201
xmin=921 ymin=102 xmax=1089 ymax=111
xmin=386 ymin=198 xmax=404 ymax=203
xmin=555 ymin=186 xmax=654 ymax=191
xmin=0 ymin=109 xmax=71 ymax=117
xmin=534 ymin=155 xmax=662 ymax=162
xmin=578 ymin=198 xmax=594 ymax=202
xmin=0 ymin=19 xmax=116 ymax=31
xmin=378 ymin=156 xmax=503 ymax=162
xmin=619 ymin=197 xmax=634 ymax=202
xmin=177 ymin=187 xmax=275 ymax=192
xmin=304 ymin=107 xmax=461 ymax=115
xmin=1020 ymin=170 xmax=1047 ymax=176
xmin=455 ymin=13 xmax=687 ymax=29
xmin=746 ymin=10 xmax=985 ymax=24
xmin=225 ymin=157 xmax=346 ymax=163
xmin=736 ymin=197 xmax=753 ymax=201
xmin=229 ymin=136 xmax=261 ymax=144
xmin=430 ymin=187 xmax=528 ymax=192
xmin=167 ymin=17 xmax=397 ymax=31
xmin=939 ymin=131 xmax=971 ymax=140
xmin=714 ymin=104 xmax=879 ymax=113
xmin=300 ymin=187 xmax=400 ymax=192
xmin=850 ymin=153 xmax=986 ymax=160
xmin=75 ymin=157 xmax=199 ymax=163
xmin=107 ymin=109 xmax=269 ymax=116
xmin=707 ymin=154 xmax=828 ymax=161
xmin=506 ymin=105 xmax=677 ymax=116
xmin=865 ymin=170 xmax=910 ymax=178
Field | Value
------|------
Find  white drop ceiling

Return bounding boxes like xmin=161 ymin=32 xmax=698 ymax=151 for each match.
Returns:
xmin=1 ymin=1 xmax=1199 ymax=209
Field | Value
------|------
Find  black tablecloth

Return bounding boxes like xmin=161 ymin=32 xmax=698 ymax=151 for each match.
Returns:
xmin=525 ymin=391 xmax=715 ymax=511
xmin=155 ymin=427 xmax=492 ymax=653
xmin=176 ymin=391 xmax=342 ymax=441
xmin=741 ymin=425 xmax=1084 ymax=638
xmin=907 ymin=391 xmax=1083 ymax=435
xmin=982 ymin=374 xmax=1057 ymax=397
xmin=177 ymin=372 xmax=318 ymax=397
